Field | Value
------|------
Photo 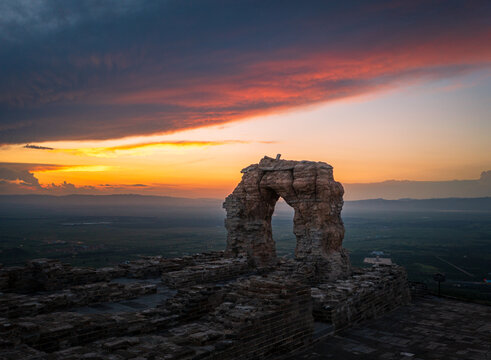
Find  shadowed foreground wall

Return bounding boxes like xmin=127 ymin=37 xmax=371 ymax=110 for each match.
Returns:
xmin=0 ymin=254 xmax=411 ymax=359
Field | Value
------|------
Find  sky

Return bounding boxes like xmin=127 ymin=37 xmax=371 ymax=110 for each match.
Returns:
xmin=0 ymin=0 xmax=490 ymax=199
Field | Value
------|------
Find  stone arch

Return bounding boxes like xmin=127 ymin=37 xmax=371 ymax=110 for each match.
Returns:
xmin=223 ymin=156 xmax=351 ymax=281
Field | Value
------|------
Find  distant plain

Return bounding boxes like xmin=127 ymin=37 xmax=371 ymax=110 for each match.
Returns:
xmin=1 ymin=195 xmax=489 ymax=302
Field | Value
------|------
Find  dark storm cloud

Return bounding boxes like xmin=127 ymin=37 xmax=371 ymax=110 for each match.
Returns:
xmin=0 ymin=0 xmax=490 ymax=144
xmin=0 ymin=162 xmax=101 ymax=194
xmin=24 ymin=144 xmax=54 ymax=150
xmin=0 ymin=162 xmax=159 ymax=194
xmin=0 ymin=164 xmax=41 ymax=187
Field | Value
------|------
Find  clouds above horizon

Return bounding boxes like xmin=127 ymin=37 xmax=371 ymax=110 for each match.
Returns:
xmin=0 ymin=0 xmax=490 ymax=144
xmin=0 ymin=162 xmax=152 ymax=195
xmin=1 ymin=161 xmax=489 ymax=199
xmin=0 ymin=161 xmax=233 ymax=196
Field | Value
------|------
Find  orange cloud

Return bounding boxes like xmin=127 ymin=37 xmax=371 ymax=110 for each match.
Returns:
xmin=35 ymin=165 xmax=113 ymax=172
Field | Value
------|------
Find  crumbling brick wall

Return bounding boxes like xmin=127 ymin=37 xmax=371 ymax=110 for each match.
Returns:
xmin=311 ymin=265 xmax=411 ymax=330
xmin=208 ymin=275 xmax=313 ymax=359
xmin=162 ymin=258 xmax=251 ymax=288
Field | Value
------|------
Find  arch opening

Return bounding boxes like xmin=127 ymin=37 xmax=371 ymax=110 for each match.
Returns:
xmin=271 ymin=198 xmax=295 ymax=258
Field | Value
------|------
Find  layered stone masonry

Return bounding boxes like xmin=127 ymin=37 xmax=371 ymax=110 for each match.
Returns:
xmin=0 ymin=274 xmax=313 ymax=359
xmin=207 ymin=274 xmax=313 ymax=359
xmin=311 ymin=265 xmax=411 ymax=330
xmin=164 ymin=284 xmax=226 ymax=322
xmin=161 ymin=258 xmax=251 ymax=288
xmin=0 ymin=307 xmax=179 ymax=352
xmin=0 ymin=281 xmax=157 ymax=318
xmin=0 ymin=251 xmax=224 ymax=293
xmin=0 ymin=259 xmax=411 ymax=359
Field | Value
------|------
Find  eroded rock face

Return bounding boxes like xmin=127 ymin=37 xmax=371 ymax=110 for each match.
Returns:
xmin=224 ymin=156 xmax=351 ymax=281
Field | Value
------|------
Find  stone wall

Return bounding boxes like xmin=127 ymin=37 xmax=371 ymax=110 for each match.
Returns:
xmin=208 ymin=274 xmax=313 ymax=359
xmin=164 ymin=283 xmax=225 ymax=322
xmin=0 ymin=258 xmax=412 ymax=359
xmin=162 ymin=258 xmax=251 ymax=288
xmin=311 ymin=265 xmax=411 ymax=330
xmin=0 ymin=259 xmax=116 ymax=293
xmin=0 ymin=274 xmax=313 ymax=359
xmin=0 ymin=251 xmax=224 ymax=293
xmin=0 ymin=281 xmax=157 ymax=318
xmin=0 ymin=307 xmax=179 ymax=352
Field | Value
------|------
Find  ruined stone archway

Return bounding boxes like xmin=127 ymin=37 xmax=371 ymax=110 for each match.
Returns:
xmin=223 ymin=156 xmax=351 ymax=281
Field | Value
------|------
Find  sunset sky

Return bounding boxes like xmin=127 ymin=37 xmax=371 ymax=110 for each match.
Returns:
xmin=0 ymin=0 xmax=490 ymax=198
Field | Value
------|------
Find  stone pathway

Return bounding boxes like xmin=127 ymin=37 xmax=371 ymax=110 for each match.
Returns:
xmin=295 ymin=296 xmax=491 ymax=360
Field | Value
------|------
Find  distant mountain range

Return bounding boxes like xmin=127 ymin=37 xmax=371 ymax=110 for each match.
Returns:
xmin=343 ymin=171 xmax=491 ymax=200
xmin=342 ymin=197 xmax=491 ymax=213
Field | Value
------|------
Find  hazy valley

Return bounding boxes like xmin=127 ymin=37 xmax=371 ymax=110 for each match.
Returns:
xmin=1 ymin=194 xmax=489 ymax=302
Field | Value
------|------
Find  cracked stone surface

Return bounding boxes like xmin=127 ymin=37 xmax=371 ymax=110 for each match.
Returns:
xmin=224 ymin=156 xmax=351 ymax=281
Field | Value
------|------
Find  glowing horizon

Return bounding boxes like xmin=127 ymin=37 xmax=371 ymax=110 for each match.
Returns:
xmin=1 ymin=72 xmax=489 ymax=198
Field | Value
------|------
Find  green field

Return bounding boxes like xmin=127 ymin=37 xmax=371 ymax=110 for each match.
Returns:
xmin=0 ymin=216 xmax=227 ymax=268
xmin=0 ymin=197 xmax=489 ymax=302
